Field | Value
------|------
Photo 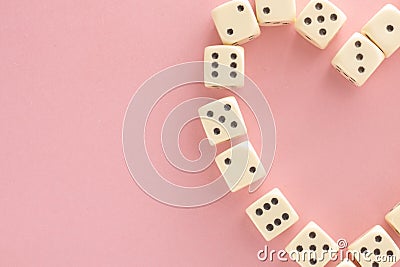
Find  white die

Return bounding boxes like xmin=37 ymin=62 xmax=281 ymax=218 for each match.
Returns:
xmin=246 ymin=188 xmax=299 ymax=241
xmin=361 ymin=4 xmax=400 ymax=58
xmin=215 ymin=141 xmax=266 ymax=192
xmin=331 ymin=32 xmax=385 ymax=87
xmin=348 ymin=225 xmax=400 ymax=267
xmin=198 ymin=97 xmax=247 ymax=146
xmin=285 ymin=221 xmax=339 ymax=267
xmin=385 ymin=203 xmax=400 ymax=236
xmin=255 ymin=0 xmax=296 ymax=26
xmin=295 ymin=0 xmax=347 ymax=49
xmin=204 ymin=45 xmax=245 ymax=88
xmin=211 ymin=0 xmax=261 ymax=45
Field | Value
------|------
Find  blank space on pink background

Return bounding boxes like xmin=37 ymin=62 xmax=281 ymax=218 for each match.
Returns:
xmin=0 ymin=0 xmax=399 ymax=266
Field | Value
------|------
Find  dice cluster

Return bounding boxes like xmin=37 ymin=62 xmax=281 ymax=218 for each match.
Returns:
xmin=205 ymin=0 xmax=400 ymax=87
xmin=197 ymin=1 xmax=400 ymax=266
xmin=246 ymin=188 xmax=400 ymax=267
xmin=332 ymin=4 xmax=400 ymax=86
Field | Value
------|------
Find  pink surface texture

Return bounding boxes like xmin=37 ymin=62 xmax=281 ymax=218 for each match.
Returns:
xmin=1 ymin=0 xmax=400 ymax=266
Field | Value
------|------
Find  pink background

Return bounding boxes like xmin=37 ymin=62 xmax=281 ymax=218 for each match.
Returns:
xmin=1 ymin=0 xmax=400 ymax=266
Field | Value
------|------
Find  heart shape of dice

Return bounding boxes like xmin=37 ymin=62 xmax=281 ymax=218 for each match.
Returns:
xmin=198 ymin=0 xmax=400 ymax=266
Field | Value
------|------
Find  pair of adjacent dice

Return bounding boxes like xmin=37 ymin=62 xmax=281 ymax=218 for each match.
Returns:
xmin=336 ymin=203 xmax=400 ymax=267
xmin=204 ymin=0 xmax=256 ymax=88
xmin=284 ymin=224 xmax=399 ymax=267
xmin=198 ymin=97 xmax=266 ymax=192
xmin=246 ymin=188 xmax=340 ymax=266
xmin=210 ymin=0 xmax=295 ymax=46
xmin=332 ymin=4 xmax=400 ymax=86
